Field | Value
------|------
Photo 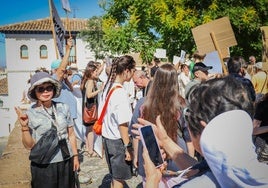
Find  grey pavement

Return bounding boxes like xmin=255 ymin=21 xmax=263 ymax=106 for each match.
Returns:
xmin=73 ymin=140 xmax=143 ymax=188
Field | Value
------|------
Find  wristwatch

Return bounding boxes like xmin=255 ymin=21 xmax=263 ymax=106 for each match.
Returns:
xmin=124 ymin=142 xmax=132 ymax=150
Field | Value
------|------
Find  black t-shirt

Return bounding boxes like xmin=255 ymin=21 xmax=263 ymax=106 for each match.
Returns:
xmin=229 ymin=74 xmax=256 ymax=102
xmin=150 ymin=65 xmax=159 ymax=77
xmin=254 ymin=100 xmax=268 ymax=142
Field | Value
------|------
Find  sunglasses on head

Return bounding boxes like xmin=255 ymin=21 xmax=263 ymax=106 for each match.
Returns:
xmin=35 ymin=85 xmax=54 ymax=93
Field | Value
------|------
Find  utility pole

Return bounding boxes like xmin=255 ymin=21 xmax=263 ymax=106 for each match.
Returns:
xmin=72 ymin=6 xmax=79 ymax=18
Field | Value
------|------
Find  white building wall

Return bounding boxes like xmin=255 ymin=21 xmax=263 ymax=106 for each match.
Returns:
xmin=76 ymin=38 xmax=95 ymax=70
xmin=6 ymin=34 xmax=57 ymax=71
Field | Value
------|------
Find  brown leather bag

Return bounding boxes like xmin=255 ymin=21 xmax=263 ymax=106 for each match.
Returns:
xmin=83 ymin=104 xmax=98 ymax=124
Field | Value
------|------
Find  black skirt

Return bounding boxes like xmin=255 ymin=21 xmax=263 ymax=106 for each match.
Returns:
xmin=31 ymin=158 xmax=75 ymax=188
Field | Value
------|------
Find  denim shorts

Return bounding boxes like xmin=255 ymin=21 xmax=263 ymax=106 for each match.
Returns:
xmin=103 ymin=137 xmax=132 ymax=180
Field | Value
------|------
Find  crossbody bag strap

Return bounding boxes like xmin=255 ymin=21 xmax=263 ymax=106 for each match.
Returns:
xmin=41 ymin=102 xmax=58 ymax=133
xmin=98 ymin=85 xmax=122 ymax=122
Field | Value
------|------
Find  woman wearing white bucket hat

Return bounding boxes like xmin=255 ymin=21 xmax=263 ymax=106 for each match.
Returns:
xmin=252 ymin=62 xmax=268 ymax=102
xmin=15 ymin=71 xmax=79 ymax=188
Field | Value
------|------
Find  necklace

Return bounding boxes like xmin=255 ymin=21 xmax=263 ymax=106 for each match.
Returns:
xmin=43 ymin=105 xmax=55 ymax=120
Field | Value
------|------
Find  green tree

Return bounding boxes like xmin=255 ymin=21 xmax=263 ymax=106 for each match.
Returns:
xmin=100 ymin=0 xmax=163 ymax=63
xmin=79 ymin=16 xmax=107 ymax=61
xmin=96 ymin=0 xmax=268 ymax=63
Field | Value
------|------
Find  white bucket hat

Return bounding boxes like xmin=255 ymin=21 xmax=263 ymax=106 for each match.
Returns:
xmin=27 ymin=72 xmax=61 ymax=101
xmin=254 ymin=62 xmax=262 ymax=70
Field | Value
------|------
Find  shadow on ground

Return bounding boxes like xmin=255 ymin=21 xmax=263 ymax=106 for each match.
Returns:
xmin=97 ymin=173 xmax=143 ymax=188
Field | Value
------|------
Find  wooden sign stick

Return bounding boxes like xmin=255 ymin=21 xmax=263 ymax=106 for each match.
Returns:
xmin=210 ymin=32 xmax=228 ymax=75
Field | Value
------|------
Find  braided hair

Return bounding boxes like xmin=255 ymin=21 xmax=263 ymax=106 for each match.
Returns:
xmin=102 ymin=55 xmax=136 ymax=98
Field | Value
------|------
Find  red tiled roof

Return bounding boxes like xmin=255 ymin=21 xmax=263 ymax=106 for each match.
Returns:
xmin=0 ymin=18 xmax=89 ymax=33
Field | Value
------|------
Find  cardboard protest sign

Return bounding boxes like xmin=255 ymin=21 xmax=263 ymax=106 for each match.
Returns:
xmin=263 ymin=63 xmax=268 ymax=71
xmin=191 ymin=17 xmax=237 ymax=55
xmin=128 ymin=52 xmax=143 ymax=67
xmin=191 ymin=17 xmax=237 ymax=74
xmin=173 ymin=55 xmax=180 ymax=65
xmin=261 ymin=26 xmax=268 ymax=64
xmin=180 ymin=50 xmax=186 ymax=63
xmin=154 ymin=48 xmax=167 ymax=59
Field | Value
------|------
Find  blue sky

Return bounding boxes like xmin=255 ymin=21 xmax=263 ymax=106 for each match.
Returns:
xmin=0 ymin=0 xmax=104 ymax=68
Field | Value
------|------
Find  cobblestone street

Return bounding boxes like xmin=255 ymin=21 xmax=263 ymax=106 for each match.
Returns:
xmin=78 ymin=153 xmax=142 ymax=188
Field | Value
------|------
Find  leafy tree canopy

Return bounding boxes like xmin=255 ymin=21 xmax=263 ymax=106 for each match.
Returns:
xmin=85 ymin=0 xmax=268 ymax=63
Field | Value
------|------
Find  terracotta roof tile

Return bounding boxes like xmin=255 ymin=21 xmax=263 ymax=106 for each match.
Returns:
xmin=0 ymin=18 xmax=89 ymax=33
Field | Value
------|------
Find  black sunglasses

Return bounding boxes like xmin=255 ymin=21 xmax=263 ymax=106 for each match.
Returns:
xmin=35 ymin=85 xmax=54 ymax=93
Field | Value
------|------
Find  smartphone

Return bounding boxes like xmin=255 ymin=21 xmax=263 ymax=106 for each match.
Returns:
xmin=139 ymin=125 xmax=164 ymax=167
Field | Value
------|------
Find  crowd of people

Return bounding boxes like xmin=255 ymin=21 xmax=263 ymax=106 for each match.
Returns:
xmin=15 ymin=37 xmax=268 ymax=188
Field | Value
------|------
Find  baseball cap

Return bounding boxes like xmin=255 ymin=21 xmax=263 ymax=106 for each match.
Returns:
xmin=193 ymin=62 xmax=213 ymax=73
xmin=51 ymin=59 xmax=61 ymax=69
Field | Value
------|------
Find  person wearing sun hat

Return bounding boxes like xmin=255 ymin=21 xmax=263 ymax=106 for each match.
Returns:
xmin=27 ymin=71 xmax=62 ymax=101
xmin=252 ymin=62 xmax=268 ymax=102
xmin=15 ymin=71 xmax=80 ymax=187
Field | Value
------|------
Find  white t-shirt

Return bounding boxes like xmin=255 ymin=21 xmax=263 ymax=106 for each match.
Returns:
xmin=100 ymin=83 xmax=132 ymax=140
xmin=178 ymin=72 xmax=190 ymax=98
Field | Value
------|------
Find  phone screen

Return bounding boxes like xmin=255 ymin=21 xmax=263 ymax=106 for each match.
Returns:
xmin=139 ymin=125 xmax=164 ymax=167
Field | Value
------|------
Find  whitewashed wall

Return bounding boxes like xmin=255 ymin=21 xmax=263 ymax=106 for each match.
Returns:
xmin=76 ymin=38 xmax=95 ymax=70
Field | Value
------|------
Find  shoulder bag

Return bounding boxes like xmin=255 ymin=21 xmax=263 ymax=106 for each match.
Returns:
xmin=83 ymin=82 xmax=98 ymax=124
xmin=93 ymin=86 xmax=122 ymax=135
xmin=83 ymin=100 xmax=98 ymax=124
xmin=29 ymin=123 xmax=59 ymax=164
xmin=29 ymin=103 xmax=59 ymax=164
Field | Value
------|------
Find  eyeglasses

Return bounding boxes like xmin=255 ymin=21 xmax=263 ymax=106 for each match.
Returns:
xmin=35 ymin=85 xmax=54 ymax=93
xmin=183 ymin=108 xmax=191 ymax=120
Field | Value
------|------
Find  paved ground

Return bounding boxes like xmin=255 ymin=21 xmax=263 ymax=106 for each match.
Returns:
xmin=0 ymin=123 xmax=143 ymax=188
xmin=0 ymin=124 xmax=31 ymax=188
xmin=78 ymin=152 xmax=143 ymax=188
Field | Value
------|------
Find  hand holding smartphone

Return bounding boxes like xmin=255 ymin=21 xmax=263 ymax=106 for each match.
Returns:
xmin=139 ymin=125 xmax=164 ymax=168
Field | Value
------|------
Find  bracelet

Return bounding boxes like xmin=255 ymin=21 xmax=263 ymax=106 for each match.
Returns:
xmin=21 ymin=126 xmax=30 ymax=132
xmin=21 ymin=129 xmax=30 ymax=132
xmin=73 ymin=154 xmax=79 ymax=157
